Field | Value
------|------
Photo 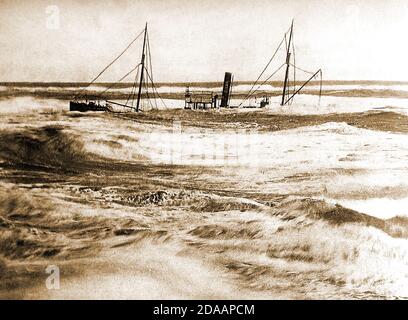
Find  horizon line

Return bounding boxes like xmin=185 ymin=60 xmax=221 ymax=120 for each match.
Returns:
xmin=1 ymin=80 xmax=408 ymax=85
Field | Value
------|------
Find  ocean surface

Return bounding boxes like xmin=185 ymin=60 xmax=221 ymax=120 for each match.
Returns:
xmin=0 ymin=81 xmax=408 ymax=299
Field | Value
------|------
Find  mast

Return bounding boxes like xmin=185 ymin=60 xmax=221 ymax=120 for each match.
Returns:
xmin=136 ymin=23 xmax=148 ymax=112
xmin=281 ymin=20 xmax=293 ymax=106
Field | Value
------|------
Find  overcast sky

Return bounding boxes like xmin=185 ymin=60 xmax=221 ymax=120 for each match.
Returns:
xmin=1 ymin=0 xmax=407 ymax=82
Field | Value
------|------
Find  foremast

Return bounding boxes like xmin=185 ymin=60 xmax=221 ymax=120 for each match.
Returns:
xmin=281 ymin=20 xmax=293 ymax=106
xmin=136 ymin=23 xmax=148 ymax=112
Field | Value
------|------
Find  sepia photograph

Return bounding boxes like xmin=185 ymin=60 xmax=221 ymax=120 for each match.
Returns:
xmin=0 ymin=0 xmax=407 ymax=303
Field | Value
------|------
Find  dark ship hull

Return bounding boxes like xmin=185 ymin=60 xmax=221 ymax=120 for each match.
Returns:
xmin=69 ymin=101 xmax=111 ymax=112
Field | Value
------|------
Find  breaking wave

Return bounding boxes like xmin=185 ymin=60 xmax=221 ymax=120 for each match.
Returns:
xmin=270 ymin=197 xmax=408 ymax=238
xmin=0 ymin=183 xmax=154 ymax=263
xmin=1 ymin=178 xmax=408 ymax=298
xmin=0 ymin=126 xmax=89 ymax=168
xmin=185 ymin=195 xmax=408 ymax=298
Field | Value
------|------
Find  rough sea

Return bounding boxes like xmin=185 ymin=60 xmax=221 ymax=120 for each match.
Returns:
xmin=1 ymin=81 xmax=408 ymax=299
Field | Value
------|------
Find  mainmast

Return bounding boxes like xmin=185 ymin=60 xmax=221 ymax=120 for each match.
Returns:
xmin=281 ymin=20 xmax=293 ymax=106
xmin=237 ymin=19 xmax=322 ymax=109
xmin=136 ymin=23 xmax=148 ymax=112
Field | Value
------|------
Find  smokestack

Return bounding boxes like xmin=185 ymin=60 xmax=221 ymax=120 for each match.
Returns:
xmin=220 ymin=72 xmax=232 ymax=108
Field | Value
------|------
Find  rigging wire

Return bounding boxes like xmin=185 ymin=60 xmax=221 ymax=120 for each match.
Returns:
xmin=284 ymin=69 xmax=322 ymax=105
xmin=143 ymin=77 xmax=154 ymax=110
xmin=288 ymin=61 xmax=323 ymax=105
xmin=318 ymin=69 xmax=323 ymax=104
xmin=144 ymin=67 xmax=166 ymax=109
xmin=238 ymin=35 xmax=286 ymax=107
xmin=131 ymin=66 xmax=141 ymax=109
xmin=238 ymin=21 xmax=322 ymax=108
xmin=125 ymin=64 xmax=140 ymax=105
xmin=144 ymin=67 xmax=167 ymax=109
xmin=289 ymin=63 xmax=315 ymax=75
xmin=125 ymin=65 xmax=141 ymax=109
xmin=73 ymin=23 xmax=166 ymax=112
xmin=75 ymin=28 xmax=145 ymax=100
xmin=95 ymin=63 xmax=142 ymax=99
xmin=290 ymin=31 xmax=296 ymax=105
xmin=238 ymin=25 xmax=292 ymax=107
xmin=141 ymin=56 xmax=153 ymax=110
xmin=146 ymin=31 xmax=158 ymax=109
xmin=242 ymin=63 xmax=285 ymax=105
